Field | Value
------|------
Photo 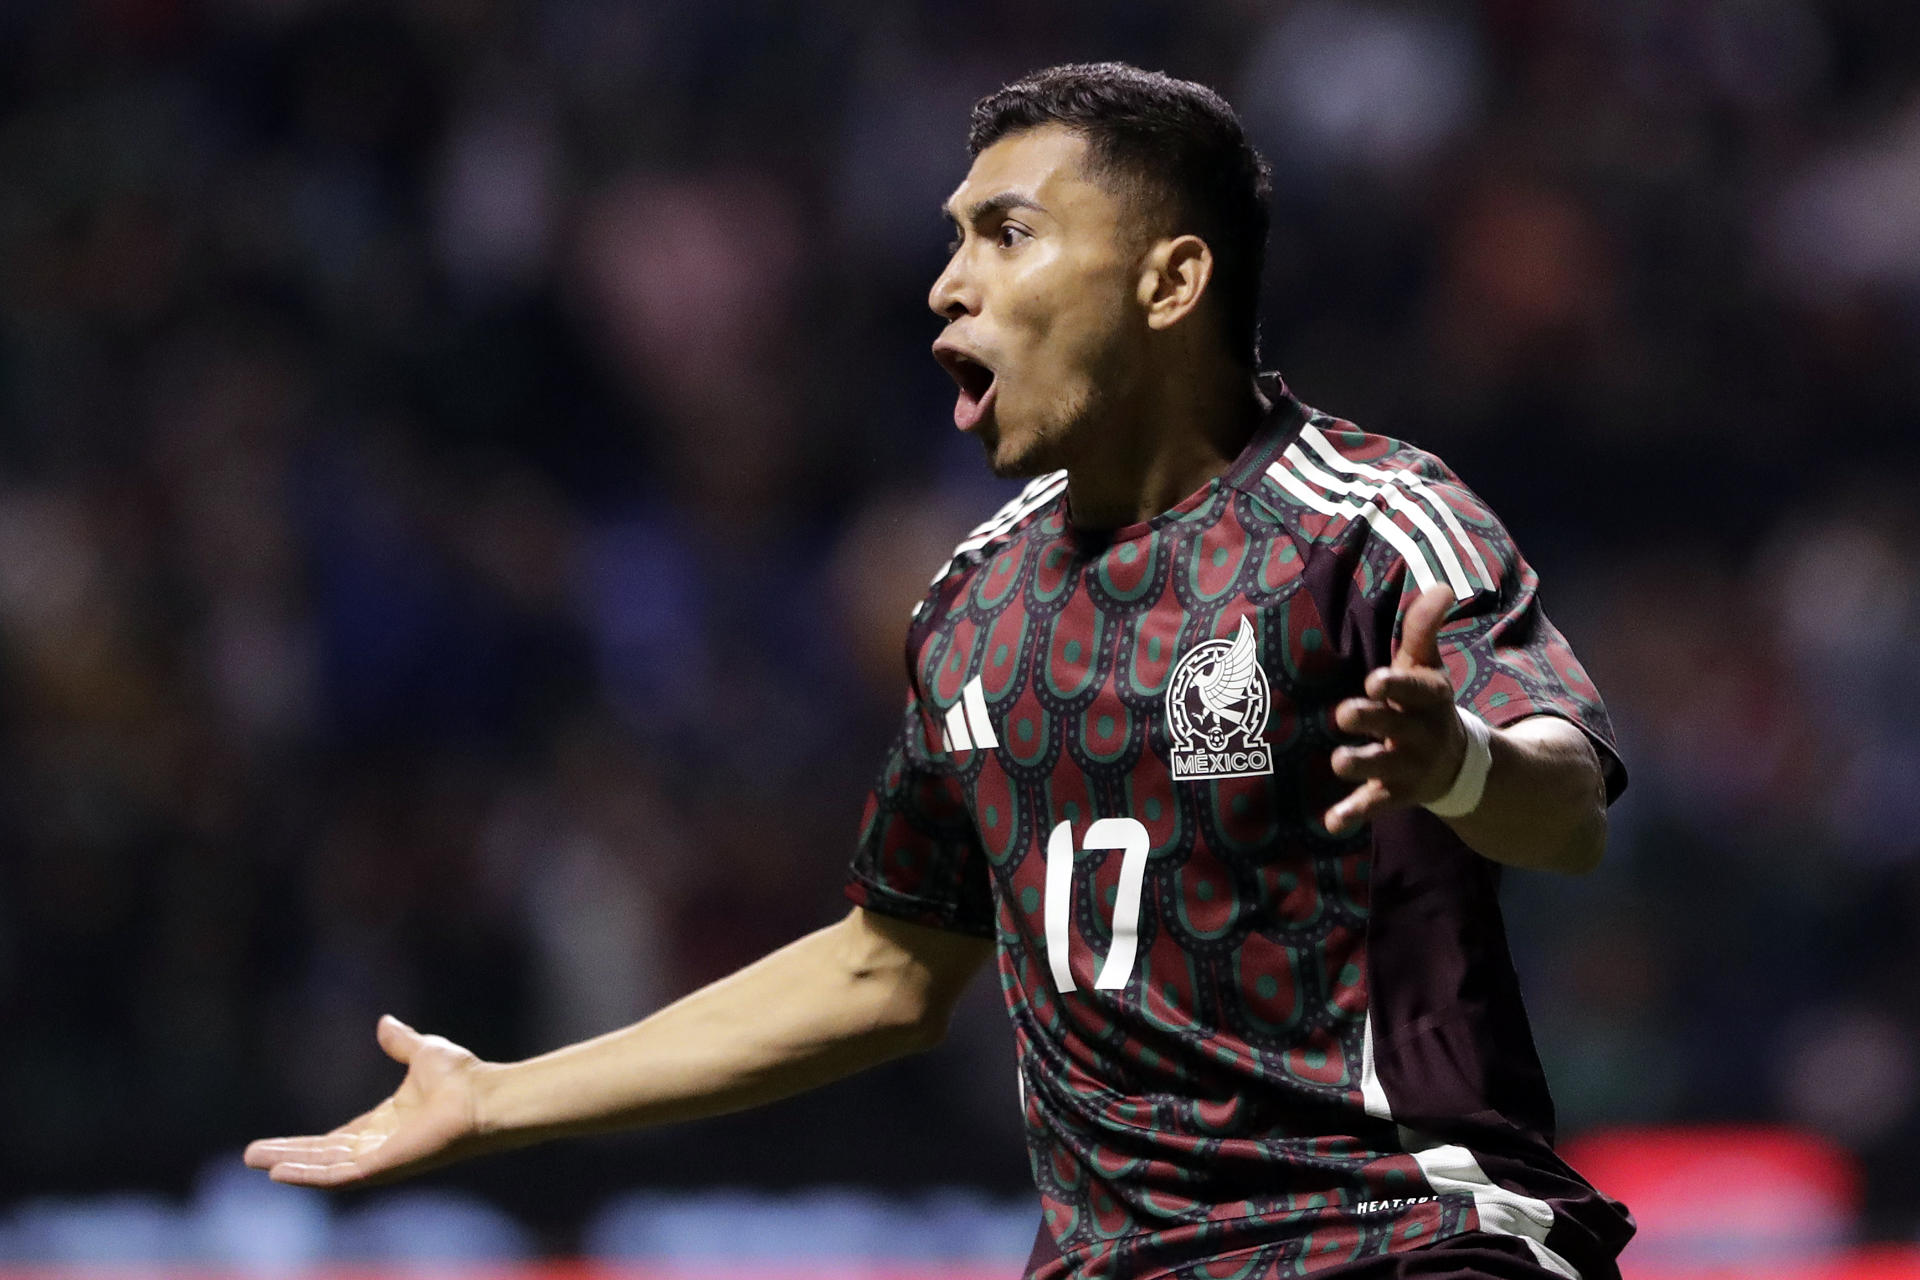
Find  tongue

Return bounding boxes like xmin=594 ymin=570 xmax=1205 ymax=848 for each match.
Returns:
xmin=953 ymin=378 xmax=996 ymax=432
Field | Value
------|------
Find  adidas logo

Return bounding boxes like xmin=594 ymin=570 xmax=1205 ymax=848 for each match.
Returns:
xmin=940 ymin=675 xmax=999 ymax=753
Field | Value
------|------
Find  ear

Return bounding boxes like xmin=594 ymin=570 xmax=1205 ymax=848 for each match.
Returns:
xmin=1136 ymin=234 xmax=1214 ymax=334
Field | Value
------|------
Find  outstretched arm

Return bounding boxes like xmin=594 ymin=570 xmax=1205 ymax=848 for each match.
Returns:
xmin=244 ymin=906 xmax=994 ymax=1187
xmin=1325 ymin=585 xmax=1609 ymax=874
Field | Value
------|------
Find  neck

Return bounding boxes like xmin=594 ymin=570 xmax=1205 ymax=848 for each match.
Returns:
xmin=1064 ymin=357 xmax=1267 ymax=533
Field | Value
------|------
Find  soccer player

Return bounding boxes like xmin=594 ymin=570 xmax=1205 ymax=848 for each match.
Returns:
xmin=246 ymin=64 xmax=1633 ymax=1280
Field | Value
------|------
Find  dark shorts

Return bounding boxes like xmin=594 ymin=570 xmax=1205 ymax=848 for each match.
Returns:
xmin=1315 ymin=1232 xmax=1615 ymax=1280
xmin=1027 ymin=1220 xmax=1617 ymax=1280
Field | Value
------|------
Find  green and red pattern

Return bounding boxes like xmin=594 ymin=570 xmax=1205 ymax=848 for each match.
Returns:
xmin=847 ymin=379 xmax=1633 ymax=1280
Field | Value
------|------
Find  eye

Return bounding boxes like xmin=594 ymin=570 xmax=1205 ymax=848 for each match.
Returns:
xmin=997 ymin=223 xmax=1030 ymax=250
xmin=946 ymin=233 xmax=962 ymax=255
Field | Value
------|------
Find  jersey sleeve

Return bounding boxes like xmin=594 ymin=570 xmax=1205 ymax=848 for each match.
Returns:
xmin=843 ymin=683 xmax=996 ymax=938
xmin=1353 ymin=472 xmax=1628 ymax=803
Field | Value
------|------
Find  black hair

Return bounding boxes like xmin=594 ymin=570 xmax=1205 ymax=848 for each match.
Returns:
xmin=968 ymin=62 xmax=1273 ymax=369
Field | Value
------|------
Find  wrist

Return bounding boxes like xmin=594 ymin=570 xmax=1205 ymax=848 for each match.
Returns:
xmin=468 ymin=1059 xmax=518 ymax=1144
xmin=469 ymin=1056 xmax=600 ymax=1151
xmin=1424 ymin=707 xmax=1493 ymax=818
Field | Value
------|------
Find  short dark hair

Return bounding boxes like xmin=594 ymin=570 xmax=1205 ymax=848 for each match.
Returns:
xmin=969 ymin=62 xmax=1273 ymax=369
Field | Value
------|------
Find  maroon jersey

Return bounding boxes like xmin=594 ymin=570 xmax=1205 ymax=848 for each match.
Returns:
xmin=845 ymin=378 xmax=1634 ymax=1279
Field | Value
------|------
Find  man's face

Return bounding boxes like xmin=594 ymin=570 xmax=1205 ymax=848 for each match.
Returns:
xmin=930 ymin=125 xmax=1147 ymax=478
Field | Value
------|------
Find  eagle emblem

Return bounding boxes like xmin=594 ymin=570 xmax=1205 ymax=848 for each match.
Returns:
xmin=1165 ymin=617 xmax=1274 ymax=781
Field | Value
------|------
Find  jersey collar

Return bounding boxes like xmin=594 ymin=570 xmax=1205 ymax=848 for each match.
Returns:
xmin=1219 ymin=371 xmax=1308 ymax=499
xmin=1060 ymin=372 xmax=1307 ymax=548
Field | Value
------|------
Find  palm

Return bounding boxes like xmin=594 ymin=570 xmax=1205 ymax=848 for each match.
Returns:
xmin=245 ymin=1016 xmax=483 ymax=1188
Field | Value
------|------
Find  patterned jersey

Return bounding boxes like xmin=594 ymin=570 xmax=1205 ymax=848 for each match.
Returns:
xmin=844 ymin=377 xmax=1634 ymax=1280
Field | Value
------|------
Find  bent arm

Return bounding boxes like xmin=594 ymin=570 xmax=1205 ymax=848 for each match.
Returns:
xmin=1442 ymin=714 xmax=1608 ymax=875
xmin=476 ymin=907 xmax=993 ymax=1144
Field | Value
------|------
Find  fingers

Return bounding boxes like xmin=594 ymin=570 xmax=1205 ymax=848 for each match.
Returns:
xmin=245 ymin=1129 xmax=394 ymax=1187
xmin=1328 ymin=667 xmax=1470 ymax=831
xmin=1390 ymin=584 xmax=1456 ymax=672
xmin=246 ymin=1136 xmax=357 ymax=1168
xmin=1333 ymin=697 xmax=1426 ymax=743
xmin=267 ymin=1153 xmax=379 ymax=1188
xmin=246 ymin=1128 xmax=383 ymax=1163
xmin=245 ymin=1136 xmax=383 ymax=1185
xmin=1363 ymin=667 xmax=1453 ymax=710
xmin=268 ymin=1161 xmax=361 ymax=1188
xmin=1330 ymin=741 xmax=1416 ymax=785
xmin=244 ymin=1137 xmax=295 ymax=1169
xmin=1326 ymin=779 xmax=1393 ymax=836
xmin=376 ymin=1014 xmax=421 ymax=1066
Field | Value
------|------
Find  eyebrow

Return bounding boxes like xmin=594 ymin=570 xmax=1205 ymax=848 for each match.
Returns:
xmin=942 ymin=190 xmax=1049 ymax=227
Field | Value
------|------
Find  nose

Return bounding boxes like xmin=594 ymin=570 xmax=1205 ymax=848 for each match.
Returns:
xmin=928 ymin=251 xmax=976 ymax=321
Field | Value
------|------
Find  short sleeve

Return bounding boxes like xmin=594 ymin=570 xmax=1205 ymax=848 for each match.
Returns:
xmin=843 ymin=686 xmax=996 ymax=938
xmin=1354 ymin=475 xmax=1628 ymax=804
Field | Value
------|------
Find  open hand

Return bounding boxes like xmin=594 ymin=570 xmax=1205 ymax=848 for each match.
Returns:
xmin=244 ymin=1015 xmax=488 ymax=1188
xmin=1325 ymin=585 xmax=1468 ymax=835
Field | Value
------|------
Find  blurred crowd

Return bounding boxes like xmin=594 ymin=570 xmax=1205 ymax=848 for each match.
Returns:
xmin=0 ymin=0 xmax=1917 ymax=1251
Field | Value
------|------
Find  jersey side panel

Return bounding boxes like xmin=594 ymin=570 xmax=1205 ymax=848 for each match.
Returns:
xmin=1256 ymin=414 xmax=1637 ymax=1277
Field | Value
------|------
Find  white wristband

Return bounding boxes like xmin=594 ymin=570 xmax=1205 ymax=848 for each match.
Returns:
xmin=1424 ymin=707 xmax=1493 ymax=818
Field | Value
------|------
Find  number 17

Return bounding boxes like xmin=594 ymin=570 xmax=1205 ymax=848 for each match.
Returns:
xmin=1043 ymin=817 xmax=1150 ymax=992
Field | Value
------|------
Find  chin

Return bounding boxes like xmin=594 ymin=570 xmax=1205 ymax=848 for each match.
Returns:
xmin=980 ymin=412 xmax=1069 ymax=479
xmin=983 ymin=439 xmax=1058 ymax=480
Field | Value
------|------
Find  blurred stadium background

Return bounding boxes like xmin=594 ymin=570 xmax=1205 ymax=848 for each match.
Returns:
xmin=0 ymin=0 xmax=1917 ymax=1275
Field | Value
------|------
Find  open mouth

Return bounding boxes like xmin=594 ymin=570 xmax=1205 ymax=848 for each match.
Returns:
xmin=934 ymin=345 xmax=999 ymax=433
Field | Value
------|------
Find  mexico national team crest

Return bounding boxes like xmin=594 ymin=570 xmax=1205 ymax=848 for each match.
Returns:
xmin=1166 ymin=617 xmax=1274 ymax=781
